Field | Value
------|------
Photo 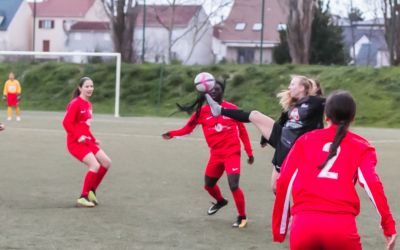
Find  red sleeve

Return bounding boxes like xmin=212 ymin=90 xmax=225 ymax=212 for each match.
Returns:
xmin=168 ymin=112 xmax=199 ymax=138
xmin=357 ymin=147 xmax=396 ymax=236
xmin=272 ymin=137 xmax=303 ymax=242
xmin=237 ymin=122 xmax=253 ymax=157
xmin=62 ymin=100 xmax=81 ymax=141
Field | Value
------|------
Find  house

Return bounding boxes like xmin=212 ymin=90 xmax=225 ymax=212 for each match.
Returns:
xmin=0 ymin=0 xmax=32 ymax=51
xmin=30 ymin=0 xmax=107 ymax=52
xmin=341 ymin=18 xmax=389 ymax=67
xmin=135 ymin=4 xmax=213 ymax=64
xmin=213 ymin=0 xmax=287 ymax=64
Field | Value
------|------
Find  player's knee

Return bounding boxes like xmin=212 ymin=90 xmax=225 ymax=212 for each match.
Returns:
xmin=103 ymin=158 xmax=111 ymax=169
xmin=204 ymin=176 xmax=218 ymax=187
xmin=89 ymin=162 xmax=101 ymax=172
xmin=229 ymin=181 xmax=239 ymax=191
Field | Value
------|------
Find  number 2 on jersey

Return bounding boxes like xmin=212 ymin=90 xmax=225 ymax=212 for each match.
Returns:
xmin=318 ymin=142 xmax=340 ymax=180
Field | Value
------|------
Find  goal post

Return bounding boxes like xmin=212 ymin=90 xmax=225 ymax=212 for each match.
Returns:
xmin=0 ymin=51 xmax=122 ymax=117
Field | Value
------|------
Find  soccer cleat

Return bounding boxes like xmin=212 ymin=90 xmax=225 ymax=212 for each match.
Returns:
xmin=232 ymin=216 xmax=247 ymax=228
xmin=205 ymin=94 xmax=222 ymax=117
xmin=207 ymin=198 xmax=228 ymax=215
xmin=76 ymin=197 xmax=95 ymax=208
xmin=16 ymin=116 xmax=21 ymax=121
xmin=88 ymin=190 xmax=98 ymax=205
xmin=7 ymin=117 xmax=11 ymax=121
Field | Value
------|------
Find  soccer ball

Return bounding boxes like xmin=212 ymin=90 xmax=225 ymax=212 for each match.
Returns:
xmin=194 ymin=72 xmax=216 ymax=92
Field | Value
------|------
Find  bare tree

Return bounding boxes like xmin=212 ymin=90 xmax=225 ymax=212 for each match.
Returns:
xmin=152 ymin=0 xmax=232 ymax=63
xmin=382 ymin=0 xmax=400 ymax=65
xmin=102 ymin=0 xmax=140 ymax=63
xmin=283 ymin=0 xmax=316 ymax=64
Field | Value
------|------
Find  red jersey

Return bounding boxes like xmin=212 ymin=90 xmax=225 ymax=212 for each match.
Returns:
xmin=168 ymin=101 xmax=253 ymax=157
xmin=62 ymin=96 xmax=96 ymax=145
xmin=272 ymin=125 xmax=396 ymax=242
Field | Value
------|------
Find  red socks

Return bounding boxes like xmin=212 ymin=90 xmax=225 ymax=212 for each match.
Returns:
xmin=204 ymin=184 xmax=224 ymax=202
xmin=232 ymin=188 xmax=246 ymax=217
xmin=81 ymin=171 xmax=97 ymax=197
xmin=92 ymin=166 xmax=108 ymax=191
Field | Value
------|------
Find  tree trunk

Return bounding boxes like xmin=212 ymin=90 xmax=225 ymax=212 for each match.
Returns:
xmin=103 ymin=0 xmax=140 ymax=63
xmin=286 ymin=0 xmax=315 ymax=64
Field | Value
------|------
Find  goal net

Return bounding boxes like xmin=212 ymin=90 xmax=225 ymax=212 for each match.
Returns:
xmin=0 ymin=51 xmax=121 ymax=117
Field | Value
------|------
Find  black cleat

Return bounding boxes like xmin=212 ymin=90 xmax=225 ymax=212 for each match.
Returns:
xmin=207 ymin=198 xmax=228 ymax=215
xmin=232 ymin=216 xmax=247 ymax=228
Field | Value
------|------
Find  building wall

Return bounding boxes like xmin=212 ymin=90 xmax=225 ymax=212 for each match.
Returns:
xmin=85 ymin=0 xmax=108 ymax=21
xmin=135 ymin=8 xmax=213 ymax=65
xmin=0 ymin=1 xmax=32 ymax=51
xmin=67 ymin=31 xmax=112 ymax=52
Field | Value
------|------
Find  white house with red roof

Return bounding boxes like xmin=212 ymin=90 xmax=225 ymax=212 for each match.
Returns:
xmin=213 ymin=0 xmax=287 ymax=64
xmin=30 ymin=0 xmax=107 ymax=52
xmin=135 ymin=4 xmax=213 ymax=64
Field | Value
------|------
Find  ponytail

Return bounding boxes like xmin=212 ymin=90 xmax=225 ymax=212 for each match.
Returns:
xmin=176 ymin=95 xmax=206 ymax=126
xmin=318 ymin=122 xmax=347 ymax=169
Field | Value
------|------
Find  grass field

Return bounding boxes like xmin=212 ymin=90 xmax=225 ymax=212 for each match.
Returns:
xmin=0 ymin=111 xmax=399 ymax=250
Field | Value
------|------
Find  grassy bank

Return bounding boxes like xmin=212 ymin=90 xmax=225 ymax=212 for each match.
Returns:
xmin=1 ymin=62 xmax=399 ymax=127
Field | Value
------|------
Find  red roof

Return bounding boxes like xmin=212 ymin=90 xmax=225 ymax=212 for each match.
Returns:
xmin=70 ymin=21 xmax=109 ymax=31
xmin=215 ymin=0 xmax=287 ymax=43
xmin=136 ymin=5 xmax=202 ymax=28
xmin=29 ymin=0 xmax=95 ymax=18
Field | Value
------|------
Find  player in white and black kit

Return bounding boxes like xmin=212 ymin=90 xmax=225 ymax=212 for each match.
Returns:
xmin=205 ymin=75 xmax=325 ymax=193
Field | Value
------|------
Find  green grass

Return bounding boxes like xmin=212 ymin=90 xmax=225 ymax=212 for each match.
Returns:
xmin=1 ymin=62 xmax=400 ymax=127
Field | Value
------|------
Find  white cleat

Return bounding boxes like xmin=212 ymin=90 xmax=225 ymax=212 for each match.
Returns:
xmin=205 ymin=94 xmax=222 ymax=117
xmin=16 ymin=116 xmax=21 ymax=122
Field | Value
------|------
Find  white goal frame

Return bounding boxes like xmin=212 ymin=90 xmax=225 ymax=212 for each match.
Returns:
xmin=0 ymin=51 xmax=121 ymax=117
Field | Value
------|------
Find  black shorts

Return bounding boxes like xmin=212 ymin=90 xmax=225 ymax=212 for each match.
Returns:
xmin=268 ymin=122 xmax=291 ymax=173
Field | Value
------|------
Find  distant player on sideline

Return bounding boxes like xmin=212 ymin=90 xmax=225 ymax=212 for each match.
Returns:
xmin=272 ymin=90 xmax=396 ymax=250
xmin=63 ymin=77 xmax=111 ymax=207
xmin=162 ymin=80 xmax=254 ymax=228
xmin=3 ymin=72 xmax=22 ymax=121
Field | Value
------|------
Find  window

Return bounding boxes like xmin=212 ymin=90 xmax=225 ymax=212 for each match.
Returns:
xmin=39 ymin=20 xmax=54 ymax=29
xmin=0 ymin=16 xmax=4 ymax=26
xmin=235 ymin=22 xmax=246 ymax=31
xmin=104 ymin=34 xmax=110 ymax=41
xmin=237 ymin=48 xmax=255 ymax=64
xmin=277 ymin=23 xmax=287 ymax=31
xmin=253 ymin=23 xmax=262 ymax=31
xmin=74 ymin=33 xmax=81 ymax=40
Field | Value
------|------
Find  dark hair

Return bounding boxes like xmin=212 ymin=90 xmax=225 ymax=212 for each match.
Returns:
xmin=175 ymin=80 xmax=225 ymax=125
xmin=72 ymin=77 xmax=92 ymax=99
xmin=318 ymin=90 xmax=356 ymax=169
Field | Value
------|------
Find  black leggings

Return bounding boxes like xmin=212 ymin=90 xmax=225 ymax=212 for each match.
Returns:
xmin=221 ymin=108 xmax=251 ymax=123
xmin=205 ymin=174 xmax=241 ymax=191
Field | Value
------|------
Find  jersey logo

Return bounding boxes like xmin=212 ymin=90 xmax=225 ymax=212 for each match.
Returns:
xmin=289 ymin=108 xmax=300 ymax=121
xmin=300 ymin=103 xmax=309 ymax=108
xmin=80 ymin=110 xmax=87 ymax=114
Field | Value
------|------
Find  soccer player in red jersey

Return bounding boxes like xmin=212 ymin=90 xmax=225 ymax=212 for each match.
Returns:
xmin=272 ymin=91 xmax=396 ymax=250
xmin=63 ymin=77 xmax=111 ymax=207
xmin=206 ymin=75 xmax=324 ymax=193
xmin=162 ymin=81 xmax=254 ymax=228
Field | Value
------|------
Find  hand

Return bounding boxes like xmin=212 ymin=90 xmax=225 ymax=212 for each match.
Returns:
xmin=2 ymin=96 xmax=5 ymax=101
xmin=247 ymin=156 xmax=254 ymax=165
xmin=17 ymin=95 xmax=21 ymax=101
xmin=0 ymin=123 xmax=5 ymax=131
xmin=77 ymin=135 xmax=89 ymax=143
xmin=260 ymin=142 xmax=267 ymax=148
xmin=162 ymin=132 xmax=171 ymax=140
xmin=386 ymin=234 xmax=396 ymax=250
xmin=95 ymin=140 xmax=101 ymax=145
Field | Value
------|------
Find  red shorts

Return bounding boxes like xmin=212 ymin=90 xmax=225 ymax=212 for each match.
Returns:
xmin=7 ymin=93 xmax=18 ymax=107
xmin=67 ymin=141 xmax=100 ymax=162
xmin=205 ymin=153 xmax=241 ymax=178
xmin=290 ymin=212 xmax=361 ymax=250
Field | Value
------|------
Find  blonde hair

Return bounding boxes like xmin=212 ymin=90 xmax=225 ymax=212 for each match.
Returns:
xmin=277 ymin=75 xmax=321 ymax=111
